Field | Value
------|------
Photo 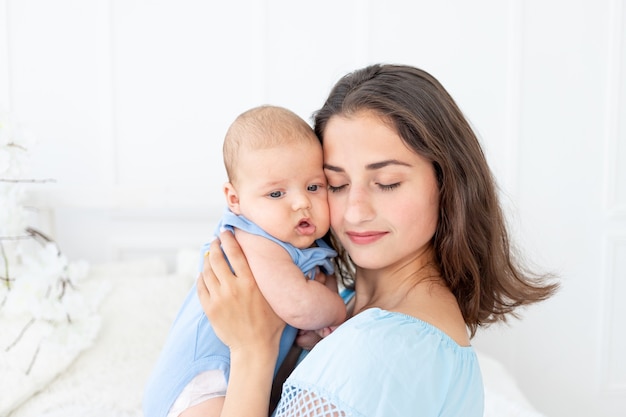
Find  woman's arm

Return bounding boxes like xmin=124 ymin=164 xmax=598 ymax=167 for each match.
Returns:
xmin=234 ymin=229 xmax=346 ymax=330
xmin=197 ymin=232 xmax=285 ymax=417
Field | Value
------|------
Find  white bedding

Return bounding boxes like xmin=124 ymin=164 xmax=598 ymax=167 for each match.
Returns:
xmin=3 ymin=252 xmax=546 ymax=417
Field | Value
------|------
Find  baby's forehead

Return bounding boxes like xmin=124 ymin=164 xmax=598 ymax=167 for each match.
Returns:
xmin=237 ymin=140 xmax=323 ymax=174
xmin=235 ymin=140 xmax=320 ymax=168
xmin=245 ymin=129 xmax=319 ymax=149
xmin=245 ymin=138 xmax=322 ymax=160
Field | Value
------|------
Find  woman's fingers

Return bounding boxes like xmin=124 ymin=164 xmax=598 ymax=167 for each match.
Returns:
xmin=197 ymin=274 xmax=210 ymax=307
xmin=197 ymin=241 xmax=220 ymax=318
xmin=206 ymin=237 xmax=230 ymax=285
xmin=216 ymin=231 xmax=252 ymax=280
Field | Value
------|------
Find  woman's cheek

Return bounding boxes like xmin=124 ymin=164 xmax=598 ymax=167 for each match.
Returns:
xmin=327 ymin=194 xmax=343 ymax=229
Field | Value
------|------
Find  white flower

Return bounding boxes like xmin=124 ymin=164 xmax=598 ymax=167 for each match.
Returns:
xmin=22 ymin=243 xmax=67 ymax=276
xmin=4 ymin=244 xmax=69 ymax=320
xmin=0 ymin=186 xmax=29 ymax=236
xmin=3 ymin=270 xmax=51 ymax=317
xmin=66 ymin=259 xmax=90 ymax=284
xmin=0 ymin=112 xmax=33 ymax=178
xmin=0 ymin=147 xmax=11 ymax=176
xmin=57 ymin=290 xmax=90 ymax=319
xmin=0 ymin=112 xmax=91 ymax=328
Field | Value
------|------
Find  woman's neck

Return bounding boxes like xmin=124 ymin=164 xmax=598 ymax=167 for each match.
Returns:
xmin=349 ymin=253 xmax=442 ymax=317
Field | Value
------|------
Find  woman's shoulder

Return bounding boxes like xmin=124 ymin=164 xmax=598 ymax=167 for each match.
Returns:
xmin=343 ymin=308 xmax=475 ymax=356
xmin=298 ymin=308 xmax=480 ymax=378
xmin=398 ymin=282 xmax=471 ymax=347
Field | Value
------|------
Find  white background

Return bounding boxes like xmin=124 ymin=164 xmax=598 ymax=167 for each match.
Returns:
xmin=1 ymin=1 xmax=625 ymax=416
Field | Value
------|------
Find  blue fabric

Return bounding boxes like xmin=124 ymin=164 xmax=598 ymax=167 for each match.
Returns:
xmin=142 ymin=209 xmax=336 ymax=417
xmin=215 ymin=208 xmax=336 ymax=279
xmin=275 ymin=308 xmax=484 ymax=417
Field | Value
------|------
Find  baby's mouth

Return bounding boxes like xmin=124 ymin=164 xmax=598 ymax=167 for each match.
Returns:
xmin=297 ymin=219 xmax=316 ymax=235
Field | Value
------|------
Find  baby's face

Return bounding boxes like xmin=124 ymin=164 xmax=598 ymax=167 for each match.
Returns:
xmin=232 ymin=139 xmax=329 ymax=249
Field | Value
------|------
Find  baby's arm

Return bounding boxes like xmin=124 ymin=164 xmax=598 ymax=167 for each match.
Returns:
xmin=310 ymin=266 xmax=338 ymax=294
xmin=234 ymin=229 xmax=346 ymax=330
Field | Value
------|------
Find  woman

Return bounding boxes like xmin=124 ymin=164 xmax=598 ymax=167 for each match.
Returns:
xmin=197 ymin=64 xmax=558 ymax=417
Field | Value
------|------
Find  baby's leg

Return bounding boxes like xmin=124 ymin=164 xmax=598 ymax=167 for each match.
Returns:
xmin=167 ymin=369 xmax=227 ymax=417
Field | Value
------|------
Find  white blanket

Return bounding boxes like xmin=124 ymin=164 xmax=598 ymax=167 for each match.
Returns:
xmin=5 ymin=253 xmax=546 ymax=417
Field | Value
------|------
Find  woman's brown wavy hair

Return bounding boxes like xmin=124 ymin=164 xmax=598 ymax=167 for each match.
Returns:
xmin=314 ymin=64 xmax=558 ymax=337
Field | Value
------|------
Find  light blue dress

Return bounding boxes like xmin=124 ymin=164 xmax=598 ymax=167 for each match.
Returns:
xmin=142 ymin=209 xmax=336 ymax=417
xmin=274 ymin=307 xmax=484 ymax=417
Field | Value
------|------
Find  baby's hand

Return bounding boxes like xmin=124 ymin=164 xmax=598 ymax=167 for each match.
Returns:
xmin=314 ymin=326 xmax=337 ymax=339
xmin=295 ymin=326 xmax=337 ymax=350
xmin=295 ymin=329 xmax=322 ymax=350
xmin=312 ymin=268 xmax=328 ymax=285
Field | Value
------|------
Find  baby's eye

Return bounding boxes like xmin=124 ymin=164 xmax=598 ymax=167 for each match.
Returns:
xmin=268 ymin=190 xmax=285 ymax=198
xmin=328 ymin=184 xmax=347 ymax=193
xmin=307 ymin=184 xmax=321 ymax=192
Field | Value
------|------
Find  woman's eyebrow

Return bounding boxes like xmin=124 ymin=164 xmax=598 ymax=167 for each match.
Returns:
xmin=366 ymin=160 xmax=411 ymax=170
xmin=323 ymin=163 xmax=343 ymax=172
xmin=324 ymin=159 xmax=411 ymax=172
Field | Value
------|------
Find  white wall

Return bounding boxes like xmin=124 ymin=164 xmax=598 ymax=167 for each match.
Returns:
xmin=1 ymin=0 xmax=624 ymax=416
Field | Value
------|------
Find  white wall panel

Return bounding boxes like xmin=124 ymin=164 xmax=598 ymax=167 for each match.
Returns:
xmin=366 ymin=0 xmax=516 ymax=195
xmin=0 ymin=0 xmax=10 ymax=110
xmin=264 ymin=0 xmax=375 ymax=121
xmin=599 ymin=1 xmax=626 ymax=414
xmin=9 ymin=1 xmax=104 ymax=184
xmin=95 ymin=0 xmax=116 ymax=187
xmin=603 ymin=237 xmax=626 ymax=392
xmin=112 ymin=0 xmax=265 ymax=194
xmin=607 ymin=0 xmax=626 ymax=215
xmin=504 ymin=0 xmax=620 ymax=416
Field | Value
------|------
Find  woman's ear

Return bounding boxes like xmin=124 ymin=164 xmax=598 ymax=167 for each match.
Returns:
xmin=223 ymin=182 xmax=242 ymax=214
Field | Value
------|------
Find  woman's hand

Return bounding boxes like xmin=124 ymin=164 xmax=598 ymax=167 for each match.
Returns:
xmin=197 ymin=231 xmax=285 ymax=354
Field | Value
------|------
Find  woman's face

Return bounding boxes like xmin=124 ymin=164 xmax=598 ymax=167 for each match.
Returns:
xmin=322 ymin=110 xmax=439 ymax=272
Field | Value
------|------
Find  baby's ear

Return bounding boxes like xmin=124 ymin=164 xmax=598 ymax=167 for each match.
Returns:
xmin=223 ymin=182 xmax=242 ymax=214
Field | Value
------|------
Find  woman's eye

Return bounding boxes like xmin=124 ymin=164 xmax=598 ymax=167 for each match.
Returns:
xmin=268 ymin=191 xmax=284 ymax=198
xmin=328 ymin=184 xmax=347 ymax=193
xmin=378 ymin=183 xmax=400 ymax=191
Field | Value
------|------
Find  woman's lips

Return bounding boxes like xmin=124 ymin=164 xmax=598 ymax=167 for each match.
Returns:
xmin=345 ymin=231 xmax=387 ymax=245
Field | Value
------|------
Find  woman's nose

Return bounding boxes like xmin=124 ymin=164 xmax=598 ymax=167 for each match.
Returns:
xmin=343 ymin=188 xmax=374 ymax=223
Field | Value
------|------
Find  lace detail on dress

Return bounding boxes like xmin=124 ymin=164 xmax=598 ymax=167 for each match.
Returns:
xmin=273 ymin=384 xmax=348 ymax=417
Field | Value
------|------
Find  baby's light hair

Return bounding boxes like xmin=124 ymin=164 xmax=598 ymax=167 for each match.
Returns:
xmin=223 ymin=105 xmax=318 ymax=185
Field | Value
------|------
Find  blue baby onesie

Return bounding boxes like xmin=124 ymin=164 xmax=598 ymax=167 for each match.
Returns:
xmin=142 ymin=208 xmax=336 ymax=417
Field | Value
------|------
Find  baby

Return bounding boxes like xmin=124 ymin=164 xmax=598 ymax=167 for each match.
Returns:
xmin=143 ymin=105 xmax=346 ymax=417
